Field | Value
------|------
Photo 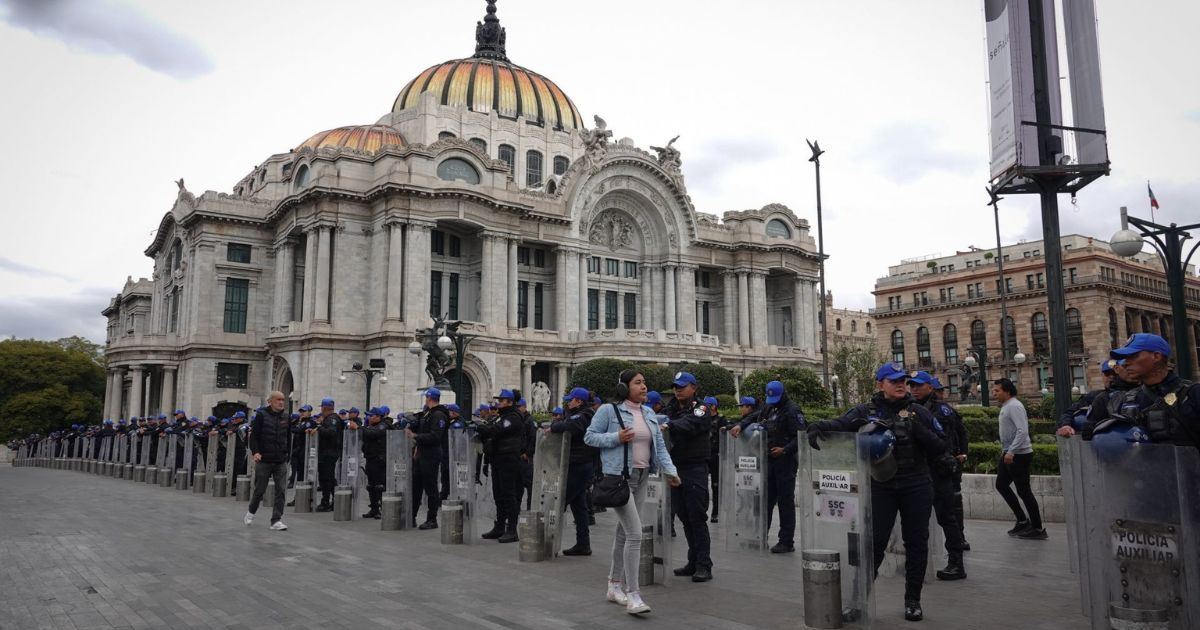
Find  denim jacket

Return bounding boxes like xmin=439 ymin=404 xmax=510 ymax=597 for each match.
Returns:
xmin=584 ymin=401 xmax=678 ymax=477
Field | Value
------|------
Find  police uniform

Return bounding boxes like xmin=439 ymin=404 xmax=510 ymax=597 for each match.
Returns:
xmin=410 ymin=402 xmax=448 ymax=527
xmin=474 ymin=393 xmax=526 ymax=542
xmin=663 ymin=385 xmax=714 ymax=579
xmin=360 ymin=411 xmax=387 ymax=519
xmin=739 ymin=383 xmax=805 ymax=553
xmin=913 ymin=374 xmax=969 ymax=579
xmin=706 ymin=402 xmax=728 ymax=523
xmin=550 ymin=389 xmax=597 ymax=554
xmin=1092 ymin=373 xmax=1200 ymax=446
xmin=314 ymin=411 xmax=342 ymax=511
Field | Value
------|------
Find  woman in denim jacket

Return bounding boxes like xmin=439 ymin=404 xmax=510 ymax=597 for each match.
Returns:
xmin=584 ymin=369 xmax=680 ymax=615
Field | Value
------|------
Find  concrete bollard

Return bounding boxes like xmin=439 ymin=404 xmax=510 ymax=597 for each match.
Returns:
xmin=146 ymin=466 xmax=158 ymax=485
xmin=439 ymin=500 xmax=464 ymax=544
xmin=109 ymin=461 xmax=118 ymax=478
xmin=264 ymin=479 xmax=275 ymax=508
xmin=293 ymin=483 xmax=313 ymax=513
xmin=802 ymin=549 xmax=843 ymax=629
xmin=133 ymin=465 xmax=145 ymax=482
xmin=192 ymin=471 xmax=207 ymax=494
xmin=381 ymin=492 xmax=404 ymax=531
xmin=235 ymin=476 xmax=250 ymax=501
xmin=160 ymin=467 xmax=174 ymax=488
xmin=175 ymin=469 xmax=189 ymax=491
xmin=517 ymin=511 xmax=544 ymax=562
xmin=638 ymin=525 xmax=656 ymax=586
xmin=332 ymin=486 xmax=352 ymax=521
xmin=1108 ymin=604 xmax=1169 ymax=630
xmin=211 ymin=473 xmax=229 ymax=497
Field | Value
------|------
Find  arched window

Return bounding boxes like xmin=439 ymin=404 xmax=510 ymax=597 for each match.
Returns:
xmin=1002 ymin=315 xmax=1017 ymax=357
xmin=891 ymin=330 xmax=905 ymax=365
xmin=438 ymin=131 xmax=457 ymax=140
xmin=497 ymin=144 xmax=515 ymax=174
xmin=170 ymin=239 xmax=182 ymax=271
xmin=525 ymin=150 xmax=543 ymax=187
xmin=1141 ymin=314 xmax=1151 ymax=332
xmin=1067 ymin=308 xmax=1084 ymax=354
xmin=916 ymin=326 xmax=931 ymax=367
xmin=469 ymin=137 xmax=487 ymax=152
xmin=553 ymin=155 xmax=569 ymax=175
xmin=1159 ymin=317 xmax=1170 ymax=343
xmin=970 ymin=319 xmax=987 ymax=350
xmin=851 ymin=320 xmax=857 ymax=333
xmin=766 ymin=219 xmax=791 ymax=238
xmin=1108 ymin=308 xmax=1120 ymax=348
xmin=1032 ymin=312 xmax=1049 ymax=356
xmin=836 ymin=318 xmax=842 ymax=331
xmin=436 ymin=158 xmax=481 ymax=184
xmin=865 ymin=322 xmax=872 ymax=334
xmin=943 ymin=324 xmax=958 ymax=365
xmin=293 ymin=164 xmax=310 ymax=190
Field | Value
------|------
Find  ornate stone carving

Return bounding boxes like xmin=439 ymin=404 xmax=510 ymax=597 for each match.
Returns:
xmin=650 ymin=136 xmax=682 ymax=172
xmin=578 ymin=115 xmax=612 ymax=171
xmin=588 ymin=213 xmax=634 ymax=251
xmin=174 ymin=178 xmax=196 ymax=209
xmin=530 ymin=381 xmax=551 ymax=413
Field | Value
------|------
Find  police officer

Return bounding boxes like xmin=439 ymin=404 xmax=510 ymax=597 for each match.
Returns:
xmin=730 ymin=380 xmax=805 ymax=553
xmin=408 ymin=388 xmax=448 ymax=529
xmin=1056 ymin=361 xmax=1111 ymax=436
xmin=290 ymin=404 xmax=314 ymax=487
xmin=312 ymin=398 xmax=342 ymax=512
xmin=474 ymin=389 xmax=525 ymax=543
xmin=807 ymin=363 xmax=947 ymax=622
xmin=550 ymin=387 xmax=597 ymax=555
xmin=908 ymin=371 xmax=969 ymax=580
xmin=518 ymin=397 xmax=537 ymax=511
xmin=701 ymin=396 xmax=728 ymax=524
xmin=360 ymin=408 xmax=388 ymax=519
xmin=647 ymin=391 xmax=664 ymax=415
xmin=1089 ymin=333 xmax=1200 ymax=445
xmin=662 ymin=371 xmax=714 ymax=582
xmin=440 ymin=404 xmax=459 ymax=500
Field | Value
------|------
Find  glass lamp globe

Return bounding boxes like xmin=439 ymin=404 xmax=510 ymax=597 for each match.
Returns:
xmin=407 ymin=341 xmax=421 ymax=355
xmin=437 ymin=335 xmax=453 ymax=351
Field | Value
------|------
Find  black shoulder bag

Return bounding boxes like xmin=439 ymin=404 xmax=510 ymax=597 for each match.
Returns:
xmin=592 ymin=403 xmax=630 ymax=508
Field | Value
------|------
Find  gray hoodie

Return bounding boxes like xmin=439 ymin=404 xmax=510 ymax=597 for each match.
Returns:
xmin=998 ymin=397 xmax=1033 ymax=455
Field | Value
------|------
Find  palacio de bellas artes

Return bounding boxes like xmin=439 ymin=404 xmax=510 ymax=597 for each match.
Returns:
xmin=100 ymin=2 xmax=825 ymax=418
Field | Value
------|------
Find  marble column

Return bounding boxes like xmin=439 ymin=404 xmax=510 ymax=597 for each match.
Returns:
xmin=103 ymin=369 xmax=115 ymax=419
xmin=737 ymin=271 xmax=750 ymax=346
xmin=555 ymin=364 xmax=569 ymax=399
xmin=640 ymin=265 xmax=652 ymax=331
xmin=722 ymin=271 xmax=737 ymax=345
xmin=116 ymin=368 xmax=127 ymax=419
xmin=810 ymin=282 xmax=821 ymax=351
xmin=129 ymin=367 xmax=144 ymax=420
xmin=793 ymin=276 xmax=806 ymax=348
xmin=404 ymin=222 xmax=433 ymax=325
xmin=664 ymin=265 xmax=677 ymax=331
xmin=525 ymin=281 xmax=535 ymax=330
xmin=385 ymin=223 xmax=404 ymax=320
xmin=481 ymin=235 xmax=497 ymax=327
xmin=161 ymin=367 xmax=176 ymax=416
xmin=507 ymin=239 xmax=519 ymax=329
xmin=302 ymin=228 xmax=319 ymax=321
xmin=521 ymin=360 xmax=533 ymax=402
xmin=313 ymin=227 xmax=332 ymax=322
xmin=555 ymin=248 xmax=579 ymax=336
xmin=750 ymin=272 xmax=768 ymax=347
xmin=578 ymin=254 xmax=589 ymax=331
xmin=277 ymin=239 xmax=294 ymax=324
xmin=678 ymin=265 xmax=696 ymax=334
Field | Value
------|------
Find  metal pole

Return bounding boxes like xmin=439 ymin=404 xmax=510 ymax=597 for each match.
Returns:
xmin=990 ymin=191 xmax=1012 ymax=360
xmin=808 ymin=140 xmax=830 ymax=387
xmin=979 ymin=351 xmax=990 ymax=407
xmin=365 ymin=371 xmax=373 ymax=414
xmin=1162 ymin=230 xmax=1195 ymax=380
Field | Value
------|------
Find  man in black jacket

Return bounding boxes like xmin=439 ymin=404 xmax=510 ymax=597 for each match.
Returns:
xmin=909 ymin=371 xmax=969 ymax=580
xmin=245 ymin=391 xmax=291 ymax=530
xmin=474 ymin=389 xmax=525 ymax=543
xmin=730 ymin=380 xmax=805 ymax=554
xmin=360 ymin=407 xmax=388 ymax=519
xmin=662 ymin=371 xmax=714 ymax=582
xmin=408 ymin=389 xmax=448 ymax=529
xmin=311 ymin=398 xmax=342 ymax=512
xmin=550 ymin=387 xmax=597 ymax=555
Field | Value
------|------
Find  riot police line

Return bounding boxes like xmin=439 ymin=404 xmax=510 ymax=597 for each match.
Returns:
xmin=7 ymin=332 xmax=1198 ymax=628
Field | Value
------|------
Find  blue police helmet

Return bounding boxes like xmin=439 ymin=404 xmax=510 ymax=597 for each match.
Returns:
xmin=646 ymin=391 xmax=662 ymax=406
xmin=858 ymin=426 xmax=898 ymax=482
xmin=1091 ymin=420 xmax=1151 ymax=461
xmin=551 ymin=406 xmax=563 ymax=416
xmin=220 ymin=418 xmax=231 ymax=426
xmin=379 ymin=405 xmax=391 ymax=416
xmin=744 ymin=422 xmax=766 ymax=433
xmin=290 ymin=413 xmax=300 ymax=420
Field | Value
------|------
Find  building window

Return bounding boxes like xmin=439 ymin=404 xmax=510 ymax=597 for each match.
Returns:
xmin=430 ymin=271 xmax=442 ymax=317
xmin=534 ymin=283 xmax=544 ymax=330
xmin=697 ymin=270 xmax=711 ymax=288
xmin=1032 ymin=312 xmax=1050 ymax=356
xmin=553 ymin=155 xmax=569 ymax=175
xmin=498 ymin=144 xmax=516 ymax=173
xmin=765 ymin=219 xmax=791 ymax=238
xmin=587 ymin=289 xmax=599 ymax=330
xmin=588 ymin=256 xmax=600 ymax=274
xmin=448 ymin=273 xmax=459 ymax=319
xmin=943 ymin=324 xmax=958 ymax=364
xmin=947 ymin=374 xmax=960 ymax=396
xmin=625 ymin=293 xmax=637 ymax=329
xmin=437 ymin=158 xmax=480 ymax=184
xmin=700 ymin=300 xmax=710 ymax=335
xmin=851 ymin=320 xmax=857 ymax=333
xmin=891 ymin=330 xmax=905 ymax=365
xmin=605 ymin=258 xmax=619 ymax=276
xmin=168 ymin=288 xmax=180 ymax=333
xmin=517 ymin=280 xmax=528 ymax=328
xmin=438 ymin=131 xmax=457 ymax=140
xmin=866 ymin=322 xmax=872 ymax=334
xmin=431 ymin=230 xmax=445 ymax=255
xmin=469 ymin=137 xmax=487 ymax=152
xmin=171 ymin=239 xmax=182 ymax=271
xmin=1067 ymin=308 xmax=1084 ymax=354
xmin=623 ymin=261 xmax=638 ymax=278
xmin=604 ymin=291 xmax=618 ymax=329
xmin=836 ymin=318 xmax=842 ymax=332
xmin=1002 ymin=316 xmax=1017 ymax=358
xmin=517 ymin=247 xmax=531 ymax=266
xmin=227 ymin=243 xmax=251 ymax=263
xmin=216 ymin=363 xmax=249 ymax=389
xmin=970 ymin=319 xmax=987 ymax=349
xmin=525 ymin=150 xmax=543 ymax=187
xmin=533 ymin=249 xmax=545 ymax=268
xmin=947 ymin=286 xmax=955 ymax=300
xmin=1067 ymin=268 xmax=1077 ymax=284
xmin=294 ymin=164 xmax=310 ymax=189
xmin=223 ymin=278 xmax=249 ymax=334
xmin=916 ymin=326 xmax=932 ymax=367
xmin=448 ymin=234 xmax=461 ymax=258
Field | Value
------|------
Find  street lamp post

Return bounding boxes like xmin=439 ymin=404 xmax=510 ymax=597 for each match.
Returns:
xmin=807 ymin=139 xmax=831 ymax=389
xmin=964 ymin=349 xmax=1026 ymax=407
xmin=339 ymin=360 xmax=387 ymax=412
xmin=830 ymin=373 xmax=839 ymax=407
xmin=410 ymin=328 xmax=479 ymax=409
xmin=988 ymin=190 xmax=1014 ymax=358
xmin=1111 ymin=206 xmax=1200 ymax=380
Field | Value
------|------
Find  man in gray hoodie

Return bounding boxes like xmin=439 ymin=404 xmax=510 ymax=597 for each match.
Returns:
xmin=992 ymin=378 xmax=1045 ymax=540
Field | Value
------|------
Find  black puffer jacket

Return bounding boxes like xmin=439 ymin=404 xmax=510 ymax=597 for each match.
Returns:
xmin=250 ymin=407 xmax=291 ymax=464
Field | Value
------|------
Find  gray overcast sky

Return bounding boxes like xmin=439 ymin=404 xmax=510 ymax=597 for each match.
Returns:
xmin=1 ymin=0 xmax=1196 ymax=343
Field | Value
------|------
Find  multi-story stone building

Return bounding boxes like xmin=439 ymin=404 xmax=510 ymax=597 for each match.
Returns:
xmin=872 ymin=234 xmax=1200 ymax=400
xmin=99 ymin=3 xmax=824 ymax=419
xmin=825 ymin=291 xmax=878 ymax=348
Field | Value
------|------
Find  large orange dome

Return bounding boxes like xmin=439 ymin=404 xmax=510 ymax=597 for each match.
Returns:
xmin=296 ymin=124 xmax=406 ymax=155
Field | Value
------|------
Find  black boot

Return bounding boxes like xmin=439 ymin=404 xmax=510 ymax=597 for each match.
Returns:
xmin=562 ymin=543 xmax=592 ymax=556
xmin=904 ymin=600 xmax=923 ymax=621
xmin=935 ymin=553 xmax=966 ymax=581
xmin=418 ymin=520 xmax=438 ymax=530
xmin=497 ymin=525 xmax=519 ymax=543
xmin=363 ymin=508 xmax=381 ymax=519
xmin=481 ymin=521 xmax=504 ymax=539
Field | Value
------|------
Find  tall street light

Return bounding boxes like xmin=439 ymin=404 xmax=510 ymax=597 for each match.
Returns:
xmin=807 ymin=139 xmax=830 ymax=388
xmin=988 ymin=189 xmax=1013 ymax=359
xmin=1111 ymin=206 xmax=1200 ymax=380
xmin=339 ymin=359 xmax=387 ymax=412
xmin=964 ymin=348 xmax=1025 ymax=407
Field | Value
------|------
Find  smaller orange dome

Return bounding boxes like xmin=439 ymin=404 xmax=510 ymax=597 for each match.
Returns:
xmin=296 ymin=124 xmax=406 ymax=155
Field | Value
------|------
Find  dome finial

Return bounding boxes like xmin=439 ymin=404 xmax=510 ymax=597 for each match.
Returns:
xmin=473 ymin=0 xmax=508 ymax=61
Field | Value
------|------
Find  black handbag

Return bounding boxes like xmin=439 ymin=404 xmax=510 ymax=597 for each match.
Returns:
xmin=592 ymin=403 xmax=630 ymax=508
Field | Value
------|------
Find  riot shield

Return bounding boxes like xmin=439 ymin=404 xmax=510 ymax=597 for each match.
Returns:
xmin=183 ymin=433 xmax=195 ymax=481
xmin=385 ymin=430 xmax=413 ymax=529
xmin=720 ymin=429 xmax=769 ymax=553
xmin=639 ymin=468 xmax=674 ymax=585
xmin=223 ymin=434 xmax=237 ymax=496
xmin=339 ymin=427 xmax=363 ymax=520
xmin=468 ymin=430 xmax=498 ymax=544
xmin=205 ymin=432 xmax=218 ymax=476
xmin=798 ymin=432 xmax=875 ymax=627
xmin=1077 ymin=441 xmax=1199 ymax=629
xmin=1057 ymin=436 xmax=1089 ymax=592
xmin=530 ymin=430 xmax=569 ymax=558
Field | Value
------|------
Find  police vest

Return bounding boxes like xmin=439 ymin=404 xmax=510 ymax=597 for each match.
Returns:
xmin=865 ymin=402 xmax=923 ymax=472
xmin=1116 ymin=380 xmax=1194 ymax=444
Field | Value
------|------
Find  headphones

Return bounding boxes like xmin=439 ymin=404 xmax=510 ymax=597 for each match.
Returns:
xmin=615 ymin=370 xmax=630 ymax=400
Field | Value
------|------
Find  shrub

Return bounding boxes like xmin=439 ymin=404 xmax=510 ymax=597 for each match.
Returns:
xmin=964 ymin=442 xmax=1059 ymax=475
xmin=635 ymin=363 xmax=675 ymax=395
xmin=713 ymin=394 xmax=739 ymax=413
xmin=963 ymin=417 xmax=1055 ymax=442
xmin=568 ymin=358 xmax=635 ymax=401
xmin=742 ymin=366 xmax=831 ymax=407
xmin=673 ymin=363 xmax=736 ymax=396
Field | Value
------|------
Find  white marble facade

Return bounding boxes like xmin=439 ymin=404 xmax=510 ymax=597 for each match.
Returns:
xmin=101 ymin=5 xmax=823 ymax=418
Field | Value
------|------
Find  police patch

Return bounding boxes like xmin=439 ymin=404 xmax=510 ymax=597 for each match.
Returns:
xmin=1165 ymin=392 xmax=1178 ymax=406
xmin=502 ymin=419 xmax=511 ymax=428
xmin=439 ymin=419 xmax=446 ymax=428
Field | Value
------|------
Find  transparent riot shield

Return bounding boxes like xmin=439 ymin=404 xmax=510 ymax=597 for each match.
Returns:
xmin=468 ymin=430 xmax=498 ymax=544
xmin=447 ymin=428 xmax=475 ymax=537
xmin=183 ymin=432 xmax=195 ymax=482
xmin=140 ymin=434 xmax=150 ymax=466
xmin=1077 ymin=441 xmax=1199 ymax=630
xmin=340 ymin=428 xmax=363 ymax=519
xmin=385 ymin=430 xmax=413 ymax=529
xmin=531 ymin=430 xmax=570 ymax=558
xmin=223 ymin=433 xmax=237 ymax=495
xmin=205 ymin=432 xmax=218 ymax=476
xmin=639 ymin=468 xmax=674 ymax=585
xmin=720 ymin=429 xmax=769 ymax=553
xmin=799 ymin=432 xmax=875 ymax=627
xmin=1057 ymin=436 xmax=1089 ymax=597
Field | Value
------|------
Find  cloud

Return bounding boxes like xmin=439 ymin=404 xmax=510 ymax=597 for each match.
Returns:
xmin=1187 ymin=109 xmax=1200 ymax=125
xmin=683 ymin=137 xmax=781 ymax=195
xmin=855 ymin=123 xmax=978 ymax=183
xmin=0 ymin=256 xmax=75 ymax=280
xmin=0 ymin=0 xmax=214 ymax=79
xmin=0 ymin=288 xmax=110 ymax=343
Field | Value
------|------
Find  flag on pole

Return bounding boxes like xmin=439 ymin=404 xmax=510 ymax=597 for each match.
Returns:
xmin=1148 ymin=182 xmax=1160 ymax=210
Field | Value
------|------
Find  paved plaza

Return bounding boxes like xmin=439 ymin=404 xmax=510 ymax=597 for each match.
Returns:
xmin=1 ymin=465 xmax=1087 ymax=630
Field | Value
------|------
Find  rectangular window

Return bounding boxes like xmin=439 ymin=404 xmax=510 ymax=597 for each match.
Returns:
xmin=1026 ymin=274 xmax=1035 ymax=290
xmin=449 ymin=235 xmax=461 ymax=258
xmin=431 ymin=230 xmax=445 ymax=255
xmin=947 ymin=374 xmax=960 ymax=396
xmin=587 ymin=289 xmax=599 ymax=330
xmin=605 ymin=258 xmax=619 ymax=276
xmin=946 ymin=286 xmax=955 ymax=300
xmin=939 ymin=288 xmax=947 ymax=302
xmin=517 ymin=280 xmax=528 ymax=328
xmin=517 ymin=246 xmax=531 ymax=266
xmin=700 ymin=271 xmax=711 ymax=288
xmin=701 ymin=300 xmax=710 ymax=335
xmin=168 ymin=288 xmax=180 ymax=333
xmin=222 ymin=278 xmax=249 ymax=333
xmin=1037 ymin=272 xmax=1045 ymax=288
xmin=226 ymin=243 xmax=251 ymax=263
xmin=588 ymin=256 xmax=600 ymax=274
xmin=533 ymin=249 xmax=545 ymax=268
xmin=216 ymin=362 xmax=248 ymax=389
xmin=448 ymin=273 xmax=459 ymax=319
xmin=1006 ymin=278 xmax=1014 ymax=292
xmin=534 ymin=283 xmax=544 ymax=329
xmin=624 ymin=261 xmax=638 ymax=278
xmin=624 ymin=292 xmax=637 ymax=329
xmin=526 ymin=151 xmax=543 ymax=188
xmin=605 ymin=290 xmax=618 ymax=329
xmin=430 ymin=271 xmax=442 ymax=317
xmin=1068 ymin=268 xmax=1077 ymax=284
xmin=945 ymin=346 xmax=958 ymax=365
xmin=967 ymin=284 xmax=976 ymax=299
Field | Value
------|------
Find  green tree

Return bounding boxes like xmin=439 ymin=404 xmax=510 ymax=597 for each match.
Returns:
xmin=672 ymin=362 xmax=736 ymax=396
xmin=741 ymin=366 xmax=830 ymax=408
xmin=0 ymin=338 xmax=106 ymax=440
xmin=831 ymin=341 xmax=888 ymax=406
xmin=635 ymin=363 xmax=675 ymax=395
xmin=55 ymin=335 xmax=105 ymax=366
xmin=568 ymin=358 xmax=636 ymax=401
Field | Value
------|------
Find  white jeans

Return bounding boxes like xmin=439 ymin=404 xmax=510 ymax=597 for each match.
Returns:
xmin=607 ymin=467 xmax=649 ymax=591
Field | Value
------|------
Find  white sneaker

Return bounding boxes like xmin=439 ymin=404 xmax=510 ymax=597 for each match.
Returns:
xmin=605 ymin=581 xmax=628 ymax=605
xmin=243 ymin=512 xmax=254 ymax=526
xmin=270 ymin=521 xmax=288 ymax=531
xmin=625 ymin=591 xmax=650 ymax=615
